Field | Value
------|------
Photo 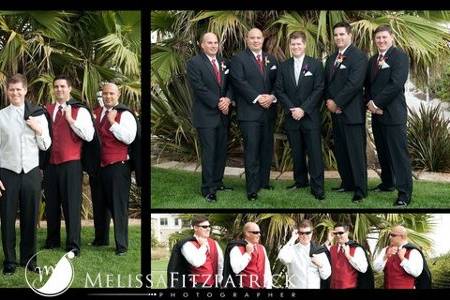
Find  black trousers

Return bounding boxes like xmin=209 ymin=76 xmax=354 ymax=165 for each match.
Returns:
xmin=239 ymin=118 xmax=274 ymax=194
xmin=372 ymin=119 xmax=413 ymax=201
xmin=98 ymin=161 xmax=131 ymax=252
xmin=286 ymin=127 xmax=324 ymax=195
xmin=0 ymin=167 xmax=41 ymax=267
xmin=196 ymin=123 xmax=228 ymax=196
xmin=44 ymin=160 xmax=82 ymax=251
xmin=89 ymin=174 xmax=110 ymax=245
xmin=332 ymin=115 xmax=367 ymax=197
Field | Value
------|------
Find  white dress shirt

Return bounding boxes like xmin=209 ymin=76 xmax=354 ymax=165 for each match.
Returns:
xmin=100 ymin=107 xmax=137 ymax=145
xmin=0 ymin=103 xmax=51 ymax=173
xmin=181 ymin=236 xmax=224 ymax=282
xmin=278 ymin=241 xmax=331 ymax=289
xmin=52 ymin=102 xmax=94 ymax=142
xmin=373 ymin=243 xmax=423 ymax=277
xmin=293 ymin=55 xmax=305 ymax=85
xmin=229 ymin=242 xmax=272 ymax=288
xmin=335 ymin=244 xmax=368 ymax=273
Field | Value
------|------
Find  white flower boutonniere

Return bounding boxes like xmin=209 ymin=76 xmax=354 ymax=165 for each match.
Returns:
xmin=265 ymin=56 xmax=271 ymax=66
xmin=221 ymin=61 xmax=227 ymax=71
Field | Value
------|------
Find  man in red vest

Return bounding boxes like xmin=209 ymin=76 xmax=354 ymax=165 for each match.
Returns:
xmin=176 ymin=215 xmax=224 ymax=288
xmin=373 ymin=225 xmax=425 ymax=289
xmin=224 ymin=222 xmax=272 ymax=288
xmin=44 ymin=75 xmax=95 ymax=256
xmin=329 ymin=223 xmax=372 ymax=289
xmin=91 ymin=83 xmax=137 ymax=255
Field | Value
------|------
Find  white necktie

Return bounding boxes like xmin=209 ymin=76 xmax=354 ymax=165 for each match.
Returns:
xmin=295 ymin=59 xmax=301 ymax=85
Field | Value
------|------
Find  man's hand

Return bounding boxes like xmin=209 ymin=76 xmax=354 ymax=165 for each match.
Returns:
xmin=258 ymin=94 xmax=273 ymax=109
xmin=311 ymin=254 xmax=322 ymax=268
xmin=343 ymin=244 xmax=352 ymax=259
xmin=245 ymin=242 xmax=255 ymax=254
xmin=0 ymin=180 xmax=5 ymax=197
xmin=218 ymin=97 xmax=231 ymax=115
xmin=367 ymin=100 xmax=383 ymax=115
xmin=64 ymin=105 xmax=75 ymax=125
xmin=107 ymin=109 xmax=118 ymax=125
xmin=196 ymin=236 xmax=208 ymax=247
xmin=398 ymin=248 xmax=407 ymax=261
xmin=289 ymin=229 xmax=299 ymax=244
xmin=26 ymin=116 xmax=43 ymax=136
xmin=385 ymin=246 xmax=398 ymax=260
xmin=290 ymin=107 xmax=304 ymax=120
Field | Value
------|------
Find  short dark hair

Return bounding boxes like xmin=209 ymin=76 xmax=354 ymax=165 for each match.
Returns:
xmin=7 ymin=73 xmax=27 ymax=89
xmin=334 ymin=223 xmax=350 ymax=231
xmin=333 ymin=21 xmax=352 ymax=34
xmin=53 ymin=75 xmax=72 ymax=87
xmin=191 ymin=215 xmax=209 ymax=227
xmin=289 ymin=31 xmax=307 ymax=43
xmin=373 ymin=24 xmax=393 ymax=37
xmin=297 ymin=219 xmax=313 ymax=229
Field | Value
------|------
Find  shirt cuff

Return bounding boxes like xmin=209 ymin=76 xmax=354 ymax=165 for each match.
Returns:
xmin=272 ymin=96 xmax=277 ymax=103
xmin=253 ymin=95 xmax=261 ymax=104
xmin=370 ymin=100 xmax=379 ymax=110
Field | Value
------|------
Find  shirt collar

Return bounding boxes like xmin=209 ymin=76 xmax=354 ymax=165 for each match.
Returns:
xmin=206 ymin=54 xmax=217 ymax=62
xmin=10 ymin=103 xmax=25 ymax=113
xmin=378 ymin=46 xmax=392 ymax=57
xmin=398 ymin=242 xmax=408 ymax=249
xmin=251 ymin=50 xmax=263 ymax=58
xmin=339 ymin=44 xmax=351 ymax=56
xmin=294 ymin=54 xmax=305 ymax=63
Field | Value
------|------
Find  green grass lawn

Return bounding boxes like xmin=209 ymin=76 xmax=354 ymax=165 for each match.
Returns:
xmin=0 ymin=225 xmax=141 ymax=288
xmin=151 ymin=259 xmax=168 ymax=289
xmin=151 ymin=167 xmax=450 ymax=208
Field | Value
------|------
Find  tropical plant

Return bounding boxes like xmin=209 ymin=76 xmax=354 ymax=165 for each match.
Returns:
xmin=407 ymin=103 xmax=450 ymax=172
xmin=151 ymin=10 xmax=450 ymax=172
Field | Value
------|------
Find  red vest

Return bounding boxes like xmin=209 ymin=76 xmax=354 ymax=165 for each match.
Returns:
xmin=188 ymin=238 xmax=218 ymax=286
xmin=384 ymin=247 xmax=415 ymax=289
xmin=238 ymin=244 xmax=266 ymax=289
xmin=94 ymin=107 xmax=129 ymax=167
xmin=330 ymin=244 xmax=358 ymax=289
xmin=47 ymin=103 xmax=83 ymax=165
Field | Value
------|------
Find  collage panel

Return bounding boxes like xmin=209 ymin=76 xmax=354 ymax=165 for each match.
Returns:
xmin=151 ymin=10 xmax=450 ymax=209
xmin=0 ymin=10 xmax=142 ymax=293
xmin=151 ymin=212 xmax=450 ymax=294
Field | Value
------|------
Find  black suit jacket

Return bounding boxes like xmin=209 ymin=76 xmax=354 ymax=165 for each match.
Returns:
xmin=275 ymin=55 xmax=324 ymax=130
xmin=365 ymin=46 xmax=409 ymax=125
xmin=230 ymin=49 xmax=278 ymax=122
xmin=186 ymin=53 xmax=233 ymax=128
xmin=324 ymin=44 xmax=368 ymax=125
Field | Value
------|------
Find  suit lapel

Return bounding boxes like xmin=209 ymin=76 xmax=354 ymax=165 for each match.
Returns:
xmin=296 ymin=56 xmax=308 ymax=89
xmin=371 ymin=46 xmax=394 ymax=83
xmin=328 ymin=51 xmax=339 ymax=82
xmin=247 ymin=49 xmax=265 ymax=80
xmin=201 ymin=53 xmax=220 ymax=87
xmin=288 ymin=58 xmax=297 ymax=87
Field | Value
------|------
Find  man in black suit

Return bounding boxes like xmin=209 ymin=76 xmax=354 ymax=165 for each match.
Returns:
xmin=186 ymin=32 xmax=233 ymax=203
xmin=324 ymin=22 xmax=368 ymax=203
xmin=275 ymin=31 xmax=325 ymax=200
xmin=365 ymin=25 xmax=413 ymax=206
xmin=230 ymin=28 xmax=278 ymax=201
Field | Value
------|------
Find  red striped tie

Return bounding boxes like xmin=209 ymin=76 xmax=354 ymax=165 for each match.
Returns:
xmin=211 ymin=59 xmax=221 ymax=84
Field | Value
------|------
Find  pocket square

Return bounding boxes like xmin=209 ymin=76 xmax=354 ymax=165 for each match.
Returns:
xmin=224 ymin=69 xmax=229 ymax=74
xmin=381 ymin=63 xmax=390 ymax=69
xmin=304 ymin=71 xmax=313 ymax=76
xmin=270 ymin=65 xmax=277 ymax=70
xmin=339 ymin=64 xmax=347 ymax=69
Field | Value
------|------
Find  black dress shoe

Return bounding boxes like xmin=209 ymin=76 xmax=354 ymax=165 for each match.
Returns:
xmin=332 ymin=187 xmax=353 ymax=192
xmin=44 ymin=242 xmax=61 ymax=249
xmin=371 ymin=185 xmax=395 ymax=192
xmin=286 ymin=183 xmax=309 ymax=190
xmin=115 ymin=250 xmax=127 ymax=256
xmin=3 ymin=265 xmax=16 ymax=275
xmin=261 ymin=185 xmax=275 ymax=190
xmin=352 ymin=194 xmax=364 ymax=203
xmin=393 ymin=199 xmax=409 ymax=207
xmin=67 ymin=248 xmax=80 ymax=257
xmin=217 ymin=185 xmax=234 ymax=191
xmin=312 ymin=192 xmax=325 ymax=200
xmin=247 ymin=192 xmax=258 ymax=201
xmin=204 ymin=193 xmax=217 ymax=203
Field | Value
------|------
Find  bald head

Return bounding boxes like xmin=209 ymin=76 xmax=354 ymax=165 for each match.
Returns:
xmin=102 ymin=82 xmax=121 ymax=109
xmin=246 ymin=28 xmax=264 ymax=52
xmin=243 ymin=222 xmax=261 ymax=244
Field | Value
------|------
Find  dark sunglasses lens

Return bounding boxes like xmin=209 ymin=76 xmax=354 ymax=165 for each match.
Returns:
xmin=334 ymin=232 xmax=345 ymax=235
xmin=250 ymin=231 xmax=261 ymax=235
xmin=200 ymin=225 xmax=210 ymax=229
xmin=299 ymin=231 xmax=312 ymax=235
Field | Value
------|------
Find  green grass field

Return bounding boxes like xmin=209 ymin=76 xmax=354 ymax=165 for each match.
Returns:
xmin=151 ymin=259 xmax=168 ymax=289
xmin=151 ymin=167 xmax=450 ymax=208
xmin=0 ymin=225 xmax=141 ymax=288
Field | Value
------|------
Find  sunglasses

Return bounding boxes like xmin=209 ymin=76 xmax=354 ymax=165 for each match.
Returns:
xmin=333 ymin=231 xmax=345 ymax=236
xmin=248 ymin=231 xmax=261 ymax=235
xmin=298 ymin=231 xmax=312 ymax=235
xmin=389 ymin=233 xmax=400 ymax=238
xmin=197 ymin=225 xmax=211 ymax=229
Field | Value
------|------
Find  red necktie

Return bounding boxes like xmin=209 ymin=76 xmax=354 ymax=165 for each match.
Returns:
xmin=377 ymin=54 xmax=384 ymax=67
xmin=211 ymin=59 xmax=222 ymax=85
xmin=334 ymin=53 xmax=343 ymax=68
xmin=101 ymin=110 xmax=109 ymax=127
xmin=256 ymin=54 xmax=264 ymax=74
xmin=55 ymin=105 xmax=63 ymax=122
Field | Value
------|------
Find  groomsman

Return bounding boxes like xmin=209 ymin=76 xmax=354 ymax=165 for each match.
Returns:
xmin=44 ymin=75 xmax=95 ymax=256
xmin=91 ymin=83 xmax=137 ymax=255
xmin=230 ymin=28 xmax=278 ymax=201
xmin=324 ymin=21 xmax=368 ymax=203
xmin=0 ymin=74 xmax=51 ymax=275
xmin=275 ymin=31 xmax=325 ymax=200
xmin=365 ymin=25 xmax=413 ymax=207
xmin=186 ymin=32 xmax=234 ymax=203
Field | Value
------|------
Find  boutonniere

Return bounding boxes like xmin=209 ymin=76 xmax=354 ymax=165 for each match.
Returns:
xmin=221 ymin=61 xmax=227 ymax=71
xmin=301 ymin=64 xmax=310 ymax=75
xmin=265 ymin=56 xmax=271 ymax=66
xmin=336 ymin=54 xmax=346 ymax=64
xmin=378 ymin=56 xmax=388 ymax=69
